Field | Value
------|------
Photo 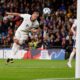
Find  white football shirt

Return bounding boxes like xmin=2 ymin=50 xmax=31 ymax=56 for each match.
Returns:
xmin=72 ymin=19 xmax=77 ymax=40
xmin=72 ymin=19 xmax=77 ymax=28
xmin=17 ymin=14 xmax=39 ymax=34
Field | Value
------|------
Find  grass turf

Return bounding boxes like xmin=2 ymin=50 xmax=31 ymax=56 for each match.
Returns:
xmin=0 ymin=59 xmax=76 ymax=80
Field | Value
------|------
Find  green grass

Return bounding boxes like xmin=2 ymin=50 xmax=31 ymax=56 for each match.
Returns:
xmin=0 ymin=59 xmax=76 ymax=80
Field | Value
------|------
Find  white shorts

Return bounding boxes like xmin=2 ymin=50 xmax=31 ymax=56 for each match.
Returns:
xmin=14 ymin=30 xmax=28 ymax=45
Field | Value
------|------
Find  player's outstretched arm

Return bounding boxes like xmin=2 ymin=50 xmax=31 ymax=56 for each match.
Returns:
xmin=6 ymin=12 xmax=20 ymax=16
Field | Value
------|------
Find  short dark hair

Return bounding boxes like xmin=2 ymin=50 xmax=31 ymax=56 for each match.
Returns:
xmin=32 ymin=10 xmax=39 ymax=14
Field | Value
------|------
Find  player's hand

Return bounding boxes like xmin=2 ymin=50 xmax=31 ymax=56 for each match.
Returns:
xmin=31 ymin=29 xmax=37 ymax=33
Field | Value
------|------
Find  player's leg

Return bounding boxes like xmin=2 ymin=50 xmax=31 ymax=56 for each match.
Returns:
xmin=67 ymin=48 xmax=76 ymax=68
xmin=6 ymin=39 xmax=20 ymax=63
xmin=6 ymin=33 xmax=28 ymax=63
xmin=6 ymin=31 xmax=21 ymax=63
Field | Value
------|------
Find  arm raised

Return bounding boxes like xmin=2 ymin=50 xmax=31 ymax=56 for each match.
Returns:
xmin=6 ymin=12 xmax=20 ymax=16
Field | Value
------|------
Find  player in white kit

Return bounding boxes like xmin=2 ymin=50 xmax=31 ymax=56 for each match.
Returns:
xmin=67 ymin=19 xmax=77 ymax=68
xmin=6 ymin=11 xmax=39 ymax=63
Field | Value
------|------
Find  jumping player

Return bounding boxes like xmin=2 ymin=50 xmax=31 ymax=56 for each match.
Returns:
xmin=6 ymin=11 xmax=39 ymax=63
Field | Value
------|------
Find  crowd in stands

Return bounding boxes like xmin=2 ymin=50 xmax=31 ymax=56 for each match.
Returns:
xmin=0 ymin=0 xmax=76 ymax=50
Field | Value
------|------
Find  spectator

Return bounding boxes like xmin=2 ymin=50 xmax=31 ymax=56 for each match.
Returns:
xmin=0 ymin=0 xmax=76 ymax=50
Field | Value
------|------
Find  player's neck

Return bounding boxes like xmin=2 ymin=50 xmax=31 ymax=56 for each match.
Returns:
xmin=30 ymin=16 xmax=35 ymax=22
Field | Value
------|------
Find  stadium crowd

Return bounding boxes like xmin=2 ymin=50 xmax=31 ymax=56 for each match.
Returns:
xmin=0 ymin=0 xmax=76 ymax=50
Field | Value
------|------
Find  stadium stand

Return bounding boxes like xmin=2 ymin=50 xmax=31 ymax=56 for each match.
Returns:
xmin=0 ymin=0 xmax=76 ymax=53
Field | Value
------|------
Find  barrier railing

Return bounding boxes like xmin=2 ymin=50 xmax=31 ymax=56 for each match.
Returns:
xmin=0 ymin=45 xmax=73 ymax=59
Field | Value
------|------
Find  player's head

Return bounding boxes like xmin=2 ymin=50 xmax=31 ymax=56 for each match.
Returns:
xmin=31 ymin=11 xmax=39 ymax=21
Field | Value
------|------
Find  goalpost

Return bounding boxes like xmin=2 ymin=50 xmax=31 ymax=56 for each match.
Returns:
xmin=75 ymin=0 xmax=80 ymax=78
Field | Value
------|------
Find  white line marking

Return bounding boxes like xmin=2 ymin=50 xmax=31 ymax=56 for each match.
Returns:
xmin=34 ymin=78 xmax=75 ymax=80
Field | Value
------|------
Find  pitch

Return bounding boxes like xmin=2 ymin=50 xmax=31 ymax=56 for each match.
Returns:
xmin=0 ymin=59 xmax=77 ymax=80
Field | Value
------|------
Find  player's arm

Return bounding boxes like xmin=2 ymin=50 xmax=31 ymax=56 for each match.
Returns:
xmin=30 ymin=27 xmax=40 ymax=33
xmin=30 ymin=24 xmax=40 ymax=33
xmin=71 ymin=24 xmax=76 ymax=36
xmin=6 ymin=12 xmax=20 ymax=16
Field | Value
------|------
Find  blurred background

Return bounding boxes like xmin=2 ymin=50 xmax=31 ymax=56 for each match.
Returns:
xmin=0 ymin=0 xmax=77 ymax=59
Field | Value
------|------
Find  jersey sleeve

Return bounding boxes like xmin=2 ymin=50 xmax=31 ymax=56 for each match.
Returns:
xmin=20 ymin=14 xmax=28 ymax=19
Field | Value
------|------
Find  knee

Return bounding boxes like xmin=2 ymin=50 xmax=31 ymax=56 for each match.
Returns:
xmin=73 ymin=48 xmax=76 ymax=53
xmin=14 ymin=39 xmax=20 ymax=45
xmin=14 ymin=39 xmax=24 ymax=45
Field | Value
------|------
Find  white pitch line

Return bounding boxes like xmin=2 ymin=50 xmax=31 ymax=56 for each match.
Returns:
xmin=34 ymin=78 xmax=75 ymax=80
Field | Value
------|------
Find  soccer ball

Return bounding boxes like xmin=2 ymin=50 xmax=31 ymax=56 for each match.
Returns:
xmin=43 ymin=7 xmax=51 ymax=15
